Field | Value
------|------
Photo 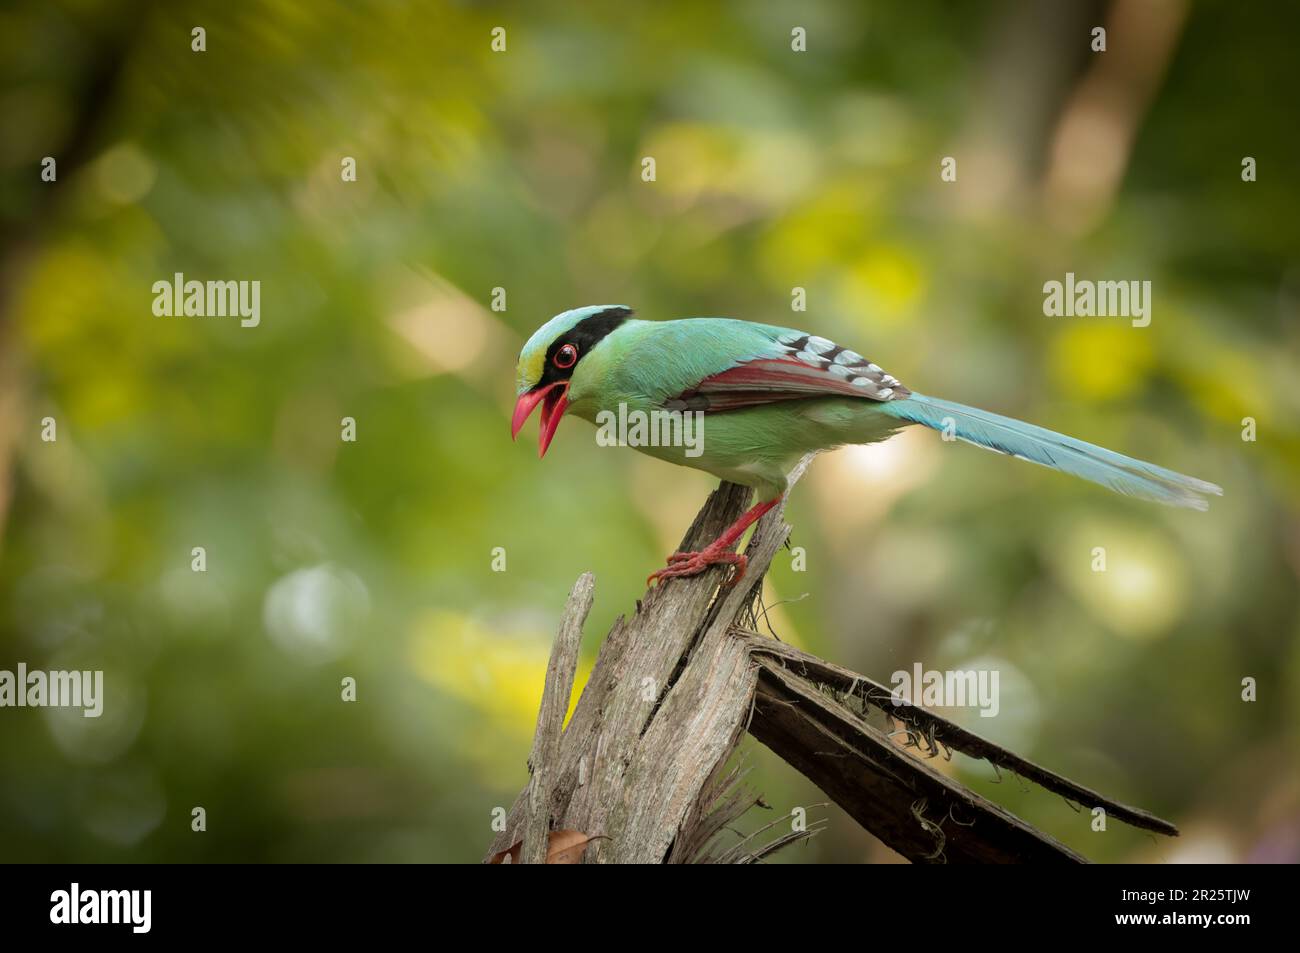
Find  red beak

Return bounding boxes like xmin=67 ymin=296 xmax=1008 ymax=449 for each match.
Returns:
xmin=511 ymin=382 xmax=570 ymax=458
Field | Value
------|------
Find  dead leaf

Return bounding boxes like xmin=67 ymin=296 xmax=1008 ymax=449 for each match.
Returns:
xmin=545 ymin=830 xmax=603 ymax=863
xmin=489 ymin=830 xmax=606 ymax=864
xmin=489 ymin=841 xmax=521 ymax=865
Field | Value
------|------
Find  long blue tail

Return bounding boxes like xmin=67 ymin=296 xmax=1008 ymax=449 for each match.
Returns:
xmin=880 ymin=392 xmax=1222 ymax=510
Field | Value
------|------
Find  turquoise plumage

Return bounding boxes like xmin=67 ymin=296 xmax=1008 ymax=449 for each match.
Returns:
xmin=513 ymin=306 xmax=1221 ymax=583
xmin=879 ymin=393 xmax=1221 ymax=511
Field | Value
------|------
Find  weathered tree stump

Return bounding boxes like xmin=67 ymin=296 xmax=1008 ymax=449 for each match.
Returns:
xmin=487 ymin=462 xmax=1177 ymax=864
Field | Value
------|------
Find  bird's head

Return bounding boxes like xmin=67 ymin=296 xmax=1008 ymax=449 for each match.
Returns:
xmin=512 ymin=305 xmax=632 ymax=457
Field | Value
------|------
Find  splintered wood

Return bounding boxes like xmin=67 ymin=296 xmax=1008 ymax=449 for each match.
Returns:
xmin=487 ymin=464 xmax=1177 ymax=864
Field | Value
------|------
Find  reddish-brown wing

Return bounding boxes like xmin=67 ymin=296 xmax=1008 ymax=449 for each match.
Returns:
xmin=664 ymin=332 xmax=909 ymax=413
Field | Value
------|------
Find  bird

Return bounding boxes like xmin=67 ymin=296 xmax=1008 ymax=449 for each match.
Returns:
xmin=512 ymin=305 xmax=1222 ymax=586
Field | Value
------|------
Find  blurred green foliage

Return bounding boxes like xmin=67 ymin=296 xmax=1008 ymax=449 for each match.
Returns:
xmin=0 ymin=0 xmax=1297 ymax=863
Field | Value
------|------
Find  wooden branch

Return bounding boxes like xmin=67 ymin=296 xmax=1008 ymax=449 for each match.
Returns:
xmin=485 ymin=464 xmax=809 ymax=863
xmin=520 ymin=572 xmax=594 ymax=864
xmin=749 ymin=661 xmax=1085 ymax=863
xmin=488 ymin=461 xmax=1179 ymax=864
xmin=745 ymin=637 xmax=1178 ymax=838
xmin=599 ymin=459 xmax=809 ymax=862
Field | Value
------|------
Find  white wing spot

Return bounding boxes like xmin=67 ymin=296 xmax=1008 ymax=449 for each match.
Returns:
xmin=776 ymin=330 xmax=910 ymax=400
xmin=806 ymin=336 xmax=836 ymax=355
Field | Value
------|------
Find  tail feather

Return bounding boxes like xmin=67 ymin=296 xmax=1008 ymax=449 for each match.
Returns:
xmin=880 ymin=393 xmax=1222 ymax=510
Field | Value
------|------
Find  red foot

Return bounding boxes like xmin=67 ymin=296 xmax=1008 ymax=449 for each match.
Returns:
xmin=645 ymin=496 xmax=782 ymax=588
xmin=647 ymin=546 xmax=749 ymax=587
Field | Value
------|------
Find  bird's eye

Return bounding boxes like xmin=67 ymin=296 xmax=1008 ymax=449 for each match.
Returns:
xmin=554 ymin=343 xmax=578 ymax=369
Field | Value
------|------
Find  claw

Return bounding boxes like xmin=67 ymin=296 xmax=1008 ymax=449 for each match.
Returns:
xmin=647 ymin=548 xmax=748 ymax=587
xmin=645 ymin=496 xmax=781 ymax=589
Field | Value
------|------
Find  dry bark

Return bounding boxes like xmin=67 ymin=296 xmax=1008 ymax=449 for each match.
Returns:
xmin=486 ymin=465 xmax=1178 ymax=864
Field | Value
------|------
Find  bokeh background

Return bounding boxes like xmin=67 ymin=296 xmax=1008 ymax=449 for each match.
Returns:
xmin=1 ymin=0 xmax=1297 ymax=863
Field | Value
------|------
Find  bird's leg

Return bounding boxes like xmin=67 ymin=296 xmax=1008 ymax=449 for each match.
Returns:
xmin=648 ymin=496 xmax=782 ymax=587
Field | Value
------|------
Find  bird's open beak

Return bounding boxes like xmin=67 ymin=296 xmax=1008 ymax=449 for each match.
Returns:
xmin=511 ymin=381 xmax=570 ymax=458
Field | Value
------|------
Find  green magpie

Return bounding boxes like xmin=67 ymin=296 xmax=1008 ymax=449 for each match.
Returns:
xmin=512 ymin=305 xmax=1222 ymax=585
